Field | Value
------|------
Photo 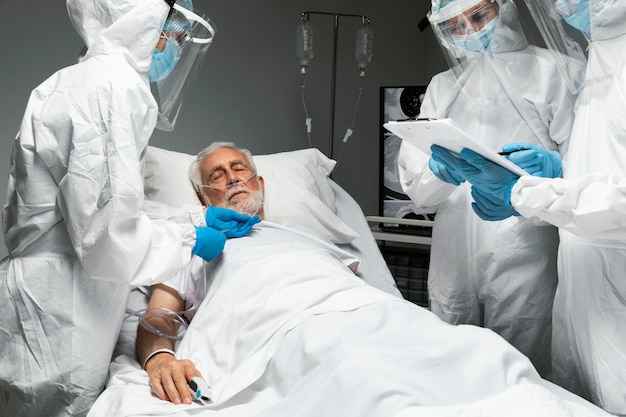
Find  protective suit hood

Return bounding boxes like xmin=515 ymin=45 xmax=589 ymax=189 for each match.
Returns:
xmin=66 ymin=0 xmax=170 ymax=73
xmin=489 ymin=0 xmax=528 ymax=53
xmin=590 ymin=0 xmax=626 ymax=41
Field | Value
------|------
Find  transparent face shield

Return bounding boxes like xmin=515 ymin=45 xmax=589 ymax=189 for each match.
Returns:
xmin=151 ymin=4 xmax=216 ymax=131
xmin=523 ymin=0 xmax=588 ymax=94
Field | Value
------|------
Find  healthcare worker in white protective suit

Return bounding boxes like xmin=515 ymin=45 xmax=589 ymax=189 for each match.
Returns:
xmin=0 ymin=1 xmax=259 ymax=416
xmin=397 ymin=0 xmax=584 ymax=377
xmin=430 ymin=0 xmax=626 ymax=413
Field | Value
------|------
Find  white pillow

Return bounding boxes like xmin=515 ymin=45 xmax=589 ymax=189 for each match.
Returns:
xmin=143 ymin=147 xmax=199 ymax=206
xmin=143 ymin=146 xmax=359 ymax=244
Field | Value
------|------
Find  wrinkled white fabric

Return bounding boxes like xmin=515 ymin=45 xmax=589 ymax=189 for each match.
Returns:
xmin=509 ymin=1 xmax=626 ymax=413
xmin=397 ymin=0 xmax=581 ymax=377
xmin=512 ymin=173 xmax=626 ymax=240
xmin=87 ymin=224 xmax=612 ymax=417
xmin=162 ymin=221 xmax=362 ymax=315
xmin=0 ymin=1 xmax=203 ymax=416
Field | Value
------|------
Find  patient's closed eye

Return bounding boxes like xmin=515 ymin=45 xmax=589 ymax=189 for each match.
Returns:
xmin=209 ymin=170 xmax=226 ymax=185
xmin=209 ymin=164 xmax=253 ymax=186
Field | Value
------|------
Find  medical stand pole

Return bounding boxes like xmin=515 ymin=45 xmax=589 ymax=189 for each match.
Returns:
xmin=329 ymin=14 xmax=339 ymax=161
xmin=300 ymin=11 xmax=371 ymax=161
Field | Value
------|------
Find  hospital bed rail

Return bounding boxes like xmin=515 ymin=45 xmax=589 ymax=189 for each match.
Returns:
xmin=365 ymin=215 xmax=433 ymax=246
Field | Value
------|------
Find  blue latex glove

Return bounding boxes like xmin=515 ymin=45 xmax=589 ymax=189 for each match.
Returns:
xmin=192 ymin=226 xmax=226 ymax=262
xmin=428 ymin=156 xmax=465 ymax=186
xmin=205 ymin=207 xmax=261 ymax=238
xmin=429 ymin=145 xmax=475 ymax=177
xmin=458 ymin=147 xmax=520 ymax=204
xmin=501 ymin=142 xmax=562 ymax=178
xmin=470 ymin=186 xmax=519 ymax=221
xmin=429 ymin=145 xmax=520 ymax=204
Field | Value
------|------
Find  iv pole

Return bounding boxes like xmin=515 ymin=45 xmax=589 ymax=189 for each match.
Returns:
xmin=300 ymin=11 xmax=371 ymax=160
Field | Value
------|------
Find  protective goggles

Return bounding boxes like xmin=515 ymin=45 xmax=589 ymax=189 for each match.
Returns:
xmin=166 ymin=2 xmax=215 ymax=45
xmin=437 ymin=1 xmax=499 ymax=36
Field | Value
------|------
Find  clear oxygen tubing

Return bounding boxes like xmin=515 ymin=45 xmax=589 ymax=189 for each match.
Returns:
xmin=297 ymin=15 xmax=314 ymax=148
xmin=336 ymin=19 xmax=372 ymax=166
xmin=133 ymin=306 xmax=191 ymax=341
xmin=198 ymin=172 xmax=261 ymax=209
xmin=129 ymin=267 xmax=210 ymax=341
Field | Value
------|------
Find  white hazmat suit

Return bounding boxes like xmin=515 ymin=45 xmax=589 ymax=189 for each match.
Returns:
xmin=508 ymin=0 xmax=626 ymax=413
xmin=0 ymin=0 xmax=204 ymax=416
xmin=397 ymin=0 xmax=581 ymax=377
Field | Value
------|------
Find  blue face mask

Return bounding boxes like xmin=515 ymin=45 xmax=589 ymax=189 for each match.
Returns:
xmin=148 ymin=37 xmax=180 ymax=83
xmin=451 ymin=16 xmax=498 ymax=53
xmin=555 ymin=0 xmax=591 ymax=38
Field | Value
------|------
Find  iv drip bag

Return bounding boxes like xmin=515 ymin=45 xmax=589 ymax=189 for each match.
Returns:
xmin=297 ymin=23 xmax=314 ymax=68
xmin=355 ymin=26 xmax=373 ymax=71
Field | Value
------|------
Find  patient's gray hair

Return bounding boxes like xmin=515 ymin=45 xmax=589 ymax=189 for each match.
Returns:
xmin=188 ymin=141 xmax=257 ymax=192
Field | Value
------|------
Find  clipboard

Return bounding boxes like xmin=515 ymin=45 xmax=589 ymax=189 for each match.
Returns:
xmin=383 ymin=118 xmax=528 ymax=177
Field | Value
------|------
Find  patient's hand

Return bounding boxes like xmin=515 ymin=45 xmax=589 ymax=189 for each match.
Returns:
xmin=145 ymin=353 xmax=202 ymax=405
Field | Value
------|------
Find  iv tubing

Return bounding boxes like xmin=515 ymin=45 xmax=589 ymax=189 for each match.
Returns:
xmin=301 ymin=74 xmax=313 ymax=148
xmin=335 ymin=75 xmax=364 ymax=166
xmin=299 ymin=11 xmax=371 ymax=159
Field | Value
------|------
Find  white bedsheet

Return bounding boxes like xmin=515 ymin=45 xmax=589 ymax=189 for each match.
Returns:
xmin=89 ymin=222 xmax=613 ymax=417
xmin=329 ymin=180 xmax=402 ymax=297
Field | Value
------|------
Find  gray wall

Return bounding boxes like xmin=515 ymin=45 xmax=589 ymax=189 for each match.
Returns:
xmin=0 ymin=1 xmax=447 ymax=259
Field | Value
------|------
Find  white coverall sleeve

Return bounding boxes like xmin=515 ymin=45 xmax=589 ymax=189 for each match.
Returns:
xmin=50 ymin=65 xmax=198 ymax=286
xmin=537 ymin=51 xmax=585 ymax=156
xmin=397 ymin=77 xmax=457 ymax=208
xmin=511 ymin=173 xmax=626 ymax=240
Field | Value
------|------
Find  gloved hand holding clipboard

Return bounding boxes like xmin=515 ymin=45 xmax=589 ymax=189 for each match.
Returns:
xmin=383 ymin=118 xmax=529 ymax=177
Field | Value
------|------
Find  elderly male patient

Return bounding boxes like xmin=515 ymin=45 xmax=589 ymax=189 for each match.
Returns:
xmin=137 ymin=141 xmax=374 ymax=405
xmin=130 ymin=142 xmax=579 ymax=415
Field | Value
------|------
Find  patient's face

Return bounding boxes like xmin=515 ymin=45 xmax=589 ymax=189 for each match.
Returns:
xmin=200 ymin=148 xmax=265 ymax=218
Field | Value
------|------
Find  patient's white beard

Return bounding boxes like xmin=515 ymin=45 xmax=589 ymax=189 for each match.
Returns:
xmin=219 ymin=181 xmax=264 ymax=216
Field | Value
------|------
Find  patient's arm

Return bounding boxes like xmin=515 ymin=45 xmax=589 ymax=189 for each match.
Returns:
xmin=136 ymin=284 xmax=203 ymax=405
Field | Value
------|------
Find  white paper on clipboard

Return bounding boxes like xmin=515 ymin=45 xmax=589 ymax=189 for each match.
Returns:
xmin=383 ymin=118 xmax=528 ymax=176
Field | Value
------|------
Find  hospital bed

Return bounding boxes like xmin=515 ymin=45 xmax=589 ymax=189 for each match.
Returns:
xmin=88 ymin=146 xmax=614 ymax=417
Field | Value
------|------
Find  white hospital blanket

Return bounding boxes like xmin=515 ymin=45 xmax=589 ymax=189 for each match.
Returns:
xmin=88 ymin=224 xmax=613 ymax=417
xmin=163 ymin=221 xmax=362 ymax=314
